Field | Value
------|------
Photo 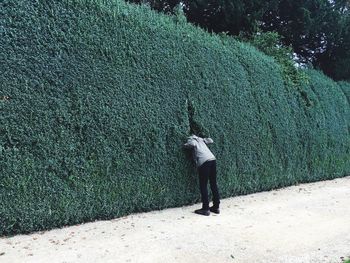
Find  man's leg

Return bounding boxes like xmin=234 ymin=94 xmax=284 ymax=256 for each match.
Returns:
xmin=198 ymin=162 xmax=210 ymax=210
xmin=209 ymin=160 xmax=220 ymax=209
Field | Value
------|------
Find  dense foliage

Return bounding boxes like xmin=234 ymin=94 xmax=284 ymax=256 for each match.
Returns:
xmin=0 ymin=0 xmax=349 ymax=236
xmin=128 ymin=0 xmax=350 ymax=81
xmin=237 ymin=31 xmax=308 ymax=86
xmin=262 ymin=0 xmax=350 ymax=81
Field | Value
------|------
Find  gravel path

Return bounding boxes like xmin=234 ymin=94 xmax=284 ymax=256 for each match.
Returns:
xmin=1 ymin=176 xmax=350 ymax=263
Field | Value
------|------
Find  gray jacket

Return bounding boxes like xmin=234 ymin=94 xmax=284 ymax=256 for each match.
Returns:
xmin=184 ymin=135 xmax=216 ymax=167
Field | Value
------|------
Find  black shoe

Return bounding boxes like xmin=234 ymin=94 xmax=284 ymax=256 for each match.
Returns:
xmin=194 ymin=208 xmax=210 ymax=216
xmin=209 ymin=206 xmax=220 ymax=214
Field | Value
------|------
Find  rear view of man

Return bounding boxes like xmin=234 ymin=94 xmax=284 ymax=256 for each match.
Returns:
xmin=184 ymin=135 xmax=220 ymax=216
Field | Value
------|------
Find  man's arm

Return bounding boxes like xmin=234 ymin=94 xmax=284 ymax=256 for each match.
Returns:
xmin=184 ymin=139 xmax=196 ymax=148
xmin=203 ymin=138 xmax=214 ymax=144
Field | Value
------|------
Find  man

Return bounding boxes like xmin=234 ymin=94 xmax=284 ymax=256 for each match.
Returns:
xmin=184 ymin=135 xmax=220 ymax=216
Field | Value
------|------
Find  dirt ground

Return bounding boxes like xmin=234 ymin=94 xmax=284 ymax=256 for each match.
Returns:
xmin=1 ymin=176 xmax=350 ymax=263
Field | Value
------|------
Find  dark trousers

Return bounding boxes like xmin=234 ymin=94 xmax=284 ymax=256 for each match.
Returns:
xmin=198 ymin=160 xmax=220 ymax=210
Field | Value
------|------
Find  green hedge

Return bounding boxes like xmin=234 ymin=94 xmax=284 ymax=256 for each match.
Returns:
xmin=0 ymin=0 xmax=349 ymax=236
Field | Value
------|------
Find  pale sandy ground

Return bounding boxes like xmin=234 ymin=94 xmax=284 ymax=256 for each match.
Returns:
xmin=1 ymin=177 xmax=350 ymax=263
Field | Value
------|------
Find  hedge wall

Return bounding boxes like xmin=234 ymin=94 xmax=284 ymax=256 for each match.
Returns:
xmin=0 ymin=0 xmax=349 ymax=236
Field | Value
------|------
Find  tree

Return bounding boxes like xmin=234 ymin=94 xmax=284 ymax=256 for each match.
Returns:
xmin=318 ymin=13 xmax=350 ymax=80
xmin=183 ymin=0 xmax=269 ymax=35
xmin=261 ymin=0 xmax=350 ymax=80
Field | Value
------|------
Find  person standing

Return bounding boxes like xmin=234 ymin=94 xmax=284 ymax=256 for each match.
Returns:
xmin=184 ymin=135 xmax=220 ymax=216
